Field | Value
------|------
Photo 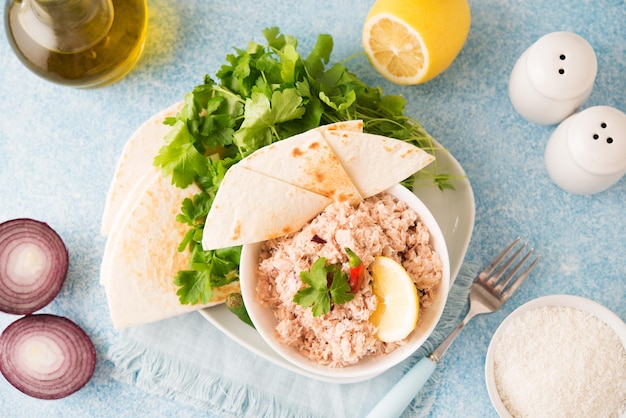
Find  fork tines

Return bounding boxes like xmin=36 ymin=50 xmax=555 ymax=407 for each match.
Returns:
xmin=479 ymin=238 xmax=541 ymax=300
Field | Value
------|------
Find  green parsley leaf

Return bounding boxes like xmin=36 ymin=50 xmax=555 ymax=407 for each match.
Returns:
xmin=174 ymin=244 xmax=241 ymax=305
xmin=303 ymin=33 xmax=333 ymax=79
xmin=328 ymin=265 xmax=355 ymax=305
xmin=233 ymin=88 xmax=306 ymax=154
xmin=294 ymin=258 xmax=354 ymax=317
xmin=153 ymin=120 xmax=208 ymax=188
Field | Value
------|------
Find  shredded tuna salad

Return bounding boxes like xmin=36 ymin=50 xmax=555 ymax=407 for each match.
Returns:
xmin=256 ymin=192 xmax=443 ymax=367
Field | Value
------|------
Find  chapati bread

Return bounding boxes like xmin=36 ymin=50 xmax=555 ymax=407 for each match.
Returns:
xmin=318 ymin=119 xmax=364 ymax=133
xmin=202 ymin=165 xmax=333 ymax=250
xmin=103 ymin=170 xmax=239 ymax=329
xmin=240 ymin=129 xmax=362 ymax=205
xmin=101 ymin=111 xmax=435 ymax=327
xmin=100 ymin=170 xmax=153 ymax=285
xmin=322 ymin=130 xmax=435 ymax=197
xmin=101 ymin=102 xmax=183 ymax=236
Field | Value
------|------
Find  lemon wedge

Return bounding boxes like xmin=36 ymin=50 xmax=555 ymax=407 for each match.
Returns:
xmin=362 ymin=0 xmax=471 ymax=85
xmin=369 ymin=256 xmax=419 ymax=342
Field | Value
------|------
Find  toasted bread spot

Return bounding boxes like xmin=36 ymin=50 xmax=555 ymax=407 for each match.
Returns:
xmin=298 ymin=149 xmax=358 ymax=201
xmin=231 ymin=220 xmax=242 ymax=241
xmin=336 ymin=192 xmax=356 ymax=203
xmin=308 ymin=141 xmax=321 ymax=150
xmin=291 ymin=147 xmax=304 ymax=157
xmin=320 ymin=120 xmax=363 ymax=133
xmin=265 ymin=226 xmax=295 ymax=240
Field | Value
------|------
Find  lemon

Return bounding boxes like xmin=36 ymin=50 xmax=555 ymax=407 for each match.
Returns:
xmin=369 ymin=256 xmax=419 ymax=342
xmin=362 ymin=0 xmax=471 ymax=85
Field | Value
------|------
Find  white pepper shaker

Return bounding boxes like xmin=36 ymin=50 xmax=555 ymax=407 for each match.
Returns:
xmin=544 ymin=106 xmax=626 ymax=195
xmin=509 ymin=32 xmax=597 ymax=125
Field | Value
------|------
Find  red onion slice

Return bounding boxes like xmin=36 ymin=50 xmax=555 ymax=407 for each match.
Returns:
xmin=0 ymin=218 xmax=69 ymax=314
xmin=0 ymin=314 xmax=96 ymax=399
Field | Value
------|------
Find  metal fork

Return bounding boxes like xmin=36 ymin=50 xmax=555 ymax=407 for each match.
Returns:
xmin=366 ymin=238 xmax=540 ymax=418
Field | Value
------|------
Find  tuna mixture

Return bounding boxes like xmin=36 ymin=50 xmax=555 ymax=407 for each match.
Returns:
xmin=256 ymin=192 xmax=443 ymax=367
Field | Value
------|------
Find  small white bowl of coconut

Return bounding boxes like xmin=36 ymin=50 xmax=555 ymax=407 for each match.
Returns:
xmin=485 ymin=294 xmax=626 ymax=417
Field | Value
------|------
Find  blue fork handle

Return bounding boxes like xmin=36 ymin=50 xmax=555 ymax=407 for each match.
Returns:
xmin=366 ymin=356 xmax=437 ymax=418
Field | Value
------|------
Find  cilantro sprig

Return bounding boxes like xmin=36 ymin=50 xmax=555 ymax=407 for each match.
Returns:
xmin=293 ymin=258 xmax=354 ymax=317
xmin=154 ymin=27 xmax=453 ymax=306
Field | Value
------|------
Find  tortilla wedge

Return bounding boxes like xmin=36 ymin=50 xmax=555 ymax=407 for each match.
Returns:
xmin=100 ymin=169 xmax=153 ymax=286
xmin=103 ymin=170 xmax=239 ymax=329
xmin=101 ymin=102 xmax=183 ymax=236
xmin=240 ymin=129 xmax=362 ymax=205
xmin=322 ymin=130 xmax=435 ymax=198
xmin=317 ymin=119 xmax=364 ymax=133
xmin=202 ymin=165 xmax=333 ymax=251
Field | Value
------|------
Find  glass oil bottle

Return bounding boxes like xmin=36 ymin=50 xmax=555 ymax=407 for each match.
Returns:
xmin=4 ymin=0 xmax=148 ymax=88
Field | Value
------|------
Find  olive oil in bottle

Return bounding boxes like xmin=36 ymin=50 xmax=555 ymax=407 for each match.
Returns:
xmin=4 ymin=0 xmax=148 ymax=88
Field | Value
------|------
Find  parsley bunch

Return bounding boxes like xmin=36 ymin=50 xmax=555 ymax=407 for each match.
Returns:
xmin=154 ymin=27 xmax=451 ymax=305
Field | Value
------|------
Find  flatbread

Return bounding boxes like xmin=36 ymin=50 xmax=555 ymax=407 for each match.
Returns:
xmin=239 ymin=129 xmax=362 ymax=205
xmin=101 ymin=102 xmax=183 ymax=236
xmin=202 ymin=165 xmax=333 ymax=250
xmin=322 ymin=130 xmax=435 ymax=198
xmin=100 ymin=169 xmax=153 ymax=286
xmin=317 ymin=120 xmax=364 ymax=133
xmin=103 ymin=170 xmax=238 ymax=329
xmin=101 ymin=113 xmax=434 ymax=327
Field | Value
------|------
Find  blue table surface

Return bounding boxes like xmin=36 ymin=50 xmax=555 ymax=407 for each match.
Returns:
xmin=1 ymin=0 xmax=625 ymax=417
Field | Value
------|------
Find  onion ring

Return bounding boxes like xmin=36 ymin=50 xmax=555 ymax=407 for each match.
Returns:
xmin=0 ymin=218 xmax=69 ymax=314
xmin=0 ymin=314 xmax=96 ymax=399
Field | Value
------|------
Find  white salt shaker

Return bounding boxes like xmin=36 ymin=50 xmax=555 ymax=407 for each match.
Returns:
xmin=509 ymin=32 xmax=597 ymax=125
xmin=544 ymin=106 xmax=626 ymax=195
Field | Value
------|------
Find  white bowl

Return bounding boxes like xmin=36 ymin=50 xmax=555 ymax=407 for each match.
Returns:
xmin=485 ymin=294 xmax=626 ymax=417
xmin=239 ymin=184 xmax=450 ymax=382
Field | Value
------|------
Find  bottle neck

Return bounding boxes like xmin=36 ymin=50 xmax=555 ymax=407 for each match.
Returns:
xmin=22 ymin=0 xmax=114 ymax=53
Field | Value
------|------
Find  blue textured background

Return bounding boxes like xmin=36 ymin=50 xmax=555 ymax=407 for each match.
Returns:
xmin=1 ymin=0 xmax=625 ymax=416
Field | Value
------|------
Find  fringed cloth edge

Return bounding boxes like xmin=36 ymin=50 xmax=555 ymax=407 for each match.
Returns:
xmin=108 ymin=262 xmax=478 ymax=418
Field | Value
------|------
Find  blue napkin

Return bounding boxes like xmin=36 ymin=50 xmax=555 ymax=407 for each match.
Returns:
xmin=108 ymin=263 xmax=477 ymax=417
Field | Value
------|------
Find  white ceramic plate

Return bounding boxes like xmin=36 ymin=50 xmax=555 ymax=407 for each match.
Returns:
xmin=485 ymin=294 xmax=626 ymax=417
xmin=199 ymin=142 xmax=475 ymax=383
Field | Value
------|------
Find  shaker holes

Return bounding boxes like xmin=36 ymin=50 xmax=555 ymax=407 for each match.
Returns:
xmin=558 ymin=54 xmax=566 ymax=75
xmin=607 ymin=137 xmax=614 ymax=144
xmin=593 ymin=134 xmax=599 ymax=140
xmin=601 ymin=122 xmax=607 ymax=128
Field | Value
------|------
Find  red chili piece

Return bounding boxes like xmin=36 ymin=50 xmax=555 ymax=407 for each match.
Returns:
xmin=345 ymin=247 xmax=364 ymax=292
